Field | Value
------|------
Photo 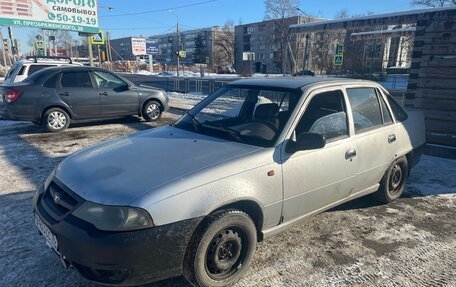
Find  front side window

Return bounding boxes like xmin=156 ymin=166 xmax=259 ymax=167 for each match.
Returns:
xmin=347 ymin=88 xmax=383 ymax=133
xmin=295 ymin=90 xmax=348 ymax=141
xmin=175 ymin=86 xmax=298 ymax=147
xmin=93 ymin=71 xmax=127 ymax=90
xmin=60 ymin=71 xmax=93 ymax=88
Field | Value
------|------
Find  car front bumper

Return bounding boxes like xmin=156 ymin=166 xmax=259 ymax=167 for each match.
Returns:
xmin=33 ymin=185 xmax=203 ymax=286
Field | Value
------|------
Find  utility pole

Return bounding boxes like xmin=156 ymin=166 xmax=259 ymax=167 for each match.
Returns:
xmin=0 ymin=29 xmax=7 ymax=67
xmin=296 ymin=8 xmax=312 ymax=72
xmin=42 ymin=30 xmax=47 ymax=56
xmin=88 ymin=35 xmax=94 ymax=66
xmin=176 ymin=20 xmax=180 ymax=76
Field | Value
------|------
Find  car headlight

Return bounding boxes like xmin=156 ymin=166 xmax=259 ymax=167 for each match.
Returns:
xmin=72 ymin=201 xmax=154 ymax=231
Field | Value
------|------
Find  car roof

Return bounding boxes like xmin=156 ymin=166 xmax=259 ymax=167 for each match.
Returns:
xmin=13 ymin=59 xmax=83 ymax=66
xmin=228 ymin=77 xmax=378 ymax=90
xmin=34 ymin=66 xmax=109 ymax=73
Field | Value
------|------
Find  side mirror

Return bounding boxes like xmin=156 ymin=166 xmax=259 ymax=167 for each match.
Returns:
xmin=286 ymin=132 xmax=326 ymax=153
xmin=115 ymin=83 xmax=130 ymax=92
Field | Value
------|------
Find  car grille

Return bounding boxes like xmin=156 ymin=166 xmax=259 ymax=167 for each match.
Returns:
xmin=40 ymin=181 xmax=81 ymax=221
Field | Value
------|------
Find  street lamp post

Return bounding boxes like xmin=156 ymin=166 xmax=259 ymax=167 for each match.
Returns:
xmin=296 ymin=8 xmax=311 ymax=71
xmin=169 ymin=10 xmax=180 ymax=76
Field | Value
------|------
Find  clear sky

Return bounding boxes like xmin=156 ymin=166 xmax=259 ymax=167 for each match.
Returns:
xmin=3 ymin=0 xmax=419 ymax=53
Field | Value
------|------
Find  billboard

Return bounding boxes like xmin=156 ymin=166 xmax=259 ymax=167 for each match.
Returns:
xmin=131 ymin=37 xmax=146 ymax=56
xmin=0 ymin=0 xmax=99 ymax=33
xmin=146 ymin=38 xmax=159 ymax=55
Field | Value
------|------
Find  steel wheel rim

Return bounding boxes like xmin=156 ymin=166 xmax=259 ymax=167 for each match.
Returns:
xmin=146 ymin=103 xmax=160 ymax=119
xmin=47 ymin=111 xmax=66 ymax=129
xmin=205 ymin=227 xmax=247 ymax=280
xmin=388 ymin=164 xmax=403 ymax=195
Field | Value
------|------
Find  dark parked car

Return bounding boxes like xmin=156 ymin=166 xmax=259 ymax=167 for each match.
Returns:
xmin=293 ymin=69 xmax=315 ymax=76
xmin=1 ymin=66 xmax=169 ymax=132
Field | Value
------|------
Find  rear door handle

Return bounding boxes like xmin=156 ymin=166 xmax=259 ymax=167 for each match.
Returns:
xmin=59 ymin=91 xmax=70 ymax=97
xmin=99 ymin=92 xmax=108 ymax=96
xmin=345 ymin=148 xmax=357 ymax=160
xmin=388 ymin=134 xmax=396 ymax=143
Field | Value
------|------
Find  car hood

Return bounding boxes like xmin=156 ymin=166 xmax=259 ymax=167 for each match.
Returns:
xmin=55 ymin=126 xmax=261 ymax=205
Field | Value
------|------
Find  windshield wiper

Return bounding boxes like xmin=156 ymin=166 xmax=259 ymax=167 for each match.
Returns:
xmin=203 ymin=121 xmax=242 ymax=141
xmin=186 ymin=112 xmax=202 ymax=131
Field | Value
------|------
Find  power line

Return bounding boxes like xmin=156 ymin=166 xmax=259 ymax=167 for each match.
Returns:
xmin=99 ymin=0 xmax=218 ymax=18
xmin=103 ymin=26 xmax=175 ymax=31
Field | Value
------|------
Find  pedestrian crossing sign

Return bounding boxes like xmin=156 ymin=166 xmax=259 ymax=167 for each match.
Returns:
xmin=90 ymin=30 xmax=105 ymax=45
xmin=35 ymin=40 xmax=44 ymax=49
xmin=334 ymin=55 xmax=343 ymax=66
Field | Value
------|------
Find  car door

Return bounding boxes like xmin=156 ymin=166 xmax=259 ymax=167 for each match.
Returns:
xmin=345 ymin=86 xmax=397 ymax=193
xmin=281 ymin=87 xmax=357 ymax=222
xmin=93 ymin=70 xmax=139 ymax=116
xmin=57 ymin=70 xmax=100 ymax=118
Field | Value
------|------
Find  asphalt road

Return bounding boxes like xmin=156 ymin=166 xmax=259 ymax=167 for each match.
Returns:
xmin=0 ymin=111 xmax=455 ymax=287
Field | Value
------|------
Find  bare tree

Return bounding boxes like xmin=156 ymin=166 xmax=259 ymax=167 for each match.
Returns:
xmin=264 ymin=0 xmax=300 ymax=73
xmin=411 ymin=0 xmax=456 ymax=7
xmin=334 ymin=9 xmax=350 ymax=19
xmin=213 ymin=19 xmax=235 ymax=66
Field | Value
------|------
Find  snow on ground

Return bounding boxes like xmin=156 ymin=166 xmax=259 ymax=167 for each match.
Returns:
xmin=167 ymin=91 xmax=206 ymax=110
xmin=408 ymin=155 xmax=456 ymax=196
xmin=0 ymin=98 xmax=455 ymax=286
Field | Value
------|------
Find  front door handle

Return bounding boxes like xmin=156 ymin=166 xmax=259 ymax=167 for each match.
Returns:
xmin=59 ymin=91 xmax=70 ymax=97
xmin=388 ymin=134 xmax=396 ymax=143
xmin=99 ymin=92 xmax=108 ymax=96
xmin=345 ymin=148 xmax=357 ymax=160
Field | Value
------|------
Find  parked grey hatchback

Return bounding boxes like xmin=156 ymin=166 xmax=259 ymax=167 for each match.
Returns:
xmin=1 ymin=66 xmax=169 ymax=132
xmin=33 ymin=78 xmax=425 ymax=286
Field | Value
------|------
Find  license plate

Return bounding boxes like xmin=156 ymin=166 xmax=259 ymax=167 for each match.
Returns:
xmin=34 ymin=214 xmax=59 ymax=254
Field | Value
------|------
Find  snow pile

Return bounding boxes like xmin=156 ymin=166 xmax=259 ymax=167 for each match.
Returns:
xmin=167 ymin=92 xmax=207 ymax=110
xmin=135 ymin=70 xmax=159 ymax=76
xmin=407 ymin=155 xmax=456 ymax=196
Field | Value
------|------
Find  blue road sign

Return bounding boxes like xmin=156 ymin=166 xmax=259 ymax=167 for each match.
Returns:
xmin=146 ymin=39 xmax=159 ymax=55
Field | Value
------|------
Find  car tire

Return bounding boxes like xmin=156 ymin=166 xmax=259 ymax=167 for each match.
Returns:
xmin=374 ymin=156 xmax=409 ymax=203
xmin=142 ymin=100 xmax=162 ymax=122
xmin=42 ymin=108 xmax=70 ymax=132
xmin=184 ymin=209 xmax=257 ymax=287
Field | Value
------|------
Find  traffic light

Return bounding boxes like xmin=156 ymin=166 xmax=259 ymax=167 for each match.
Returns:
xmin=8 ymin=26 xmax=13 ymax=39
xmin=3 ymin=39 xmax=9 ymax=52
xmin=374 ymin=43 xmax=382 ymax=57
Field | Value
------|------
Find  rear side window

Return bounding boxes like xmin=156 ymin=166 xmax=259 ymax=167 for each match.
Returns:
xmin=347 ymin=88 xmax=382 ymax=133
xmin=18 ymin=66 xmax=26 ymax=75
xmin=377 ymin=90 xmax=393 ymax=124
xmin=28 ymin=65 xmax=55 ymax=76
xmin=60 ymin=71 xmax=93 ymax=88
xmin=386 ymin=94 xmax=408 ymax=122
xmin=44 ymin=73 xmax=61 ymax=88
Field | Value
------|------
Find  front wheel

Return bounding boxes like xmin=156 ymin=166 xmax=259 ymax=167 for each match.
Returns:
xmin=142 ymin=100 xmax=162 ymax=122
xmin=184 ymin=209 xmax=257 ymax=287
xmin=374 ymin=156 xmax=409 ymax=203
xmin=42 ymin=108 xmax=70 ymax=132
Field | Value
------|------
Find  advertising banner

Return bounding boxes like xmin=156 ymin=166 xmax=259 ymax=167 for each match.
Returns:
xmin=131 ymin=37 xmax=146 ymax=56
xmin=146 ymin=38 xmax=159 ymax=55
xmin=0 ymin=0 xmax=99 ymax=33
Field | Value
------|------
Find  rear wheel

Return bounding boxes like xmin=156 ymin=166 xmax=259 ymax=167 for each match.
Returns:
xmin=184 ymin=209 xmax=257 ymax=287
xmin=374 ymin=156 xmax=408 ymax=203
xmin=142 ymin=100 xmax=162 ymax=121
xmin=42 ymin=108 xmax=70 ymax=132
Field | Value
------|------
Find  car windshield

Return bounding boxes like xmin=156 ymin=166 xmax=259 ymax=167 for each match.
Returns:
xmin=174 ymin=85 xmax=301 ymax=147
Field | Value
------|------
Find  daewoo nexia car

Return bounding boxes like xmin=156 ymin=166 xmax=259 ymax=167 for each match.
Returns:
xmin=33 ymin=78 xmax=425 ymax=287
xmin=1 ymin=66 xmax=168 ymax=132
